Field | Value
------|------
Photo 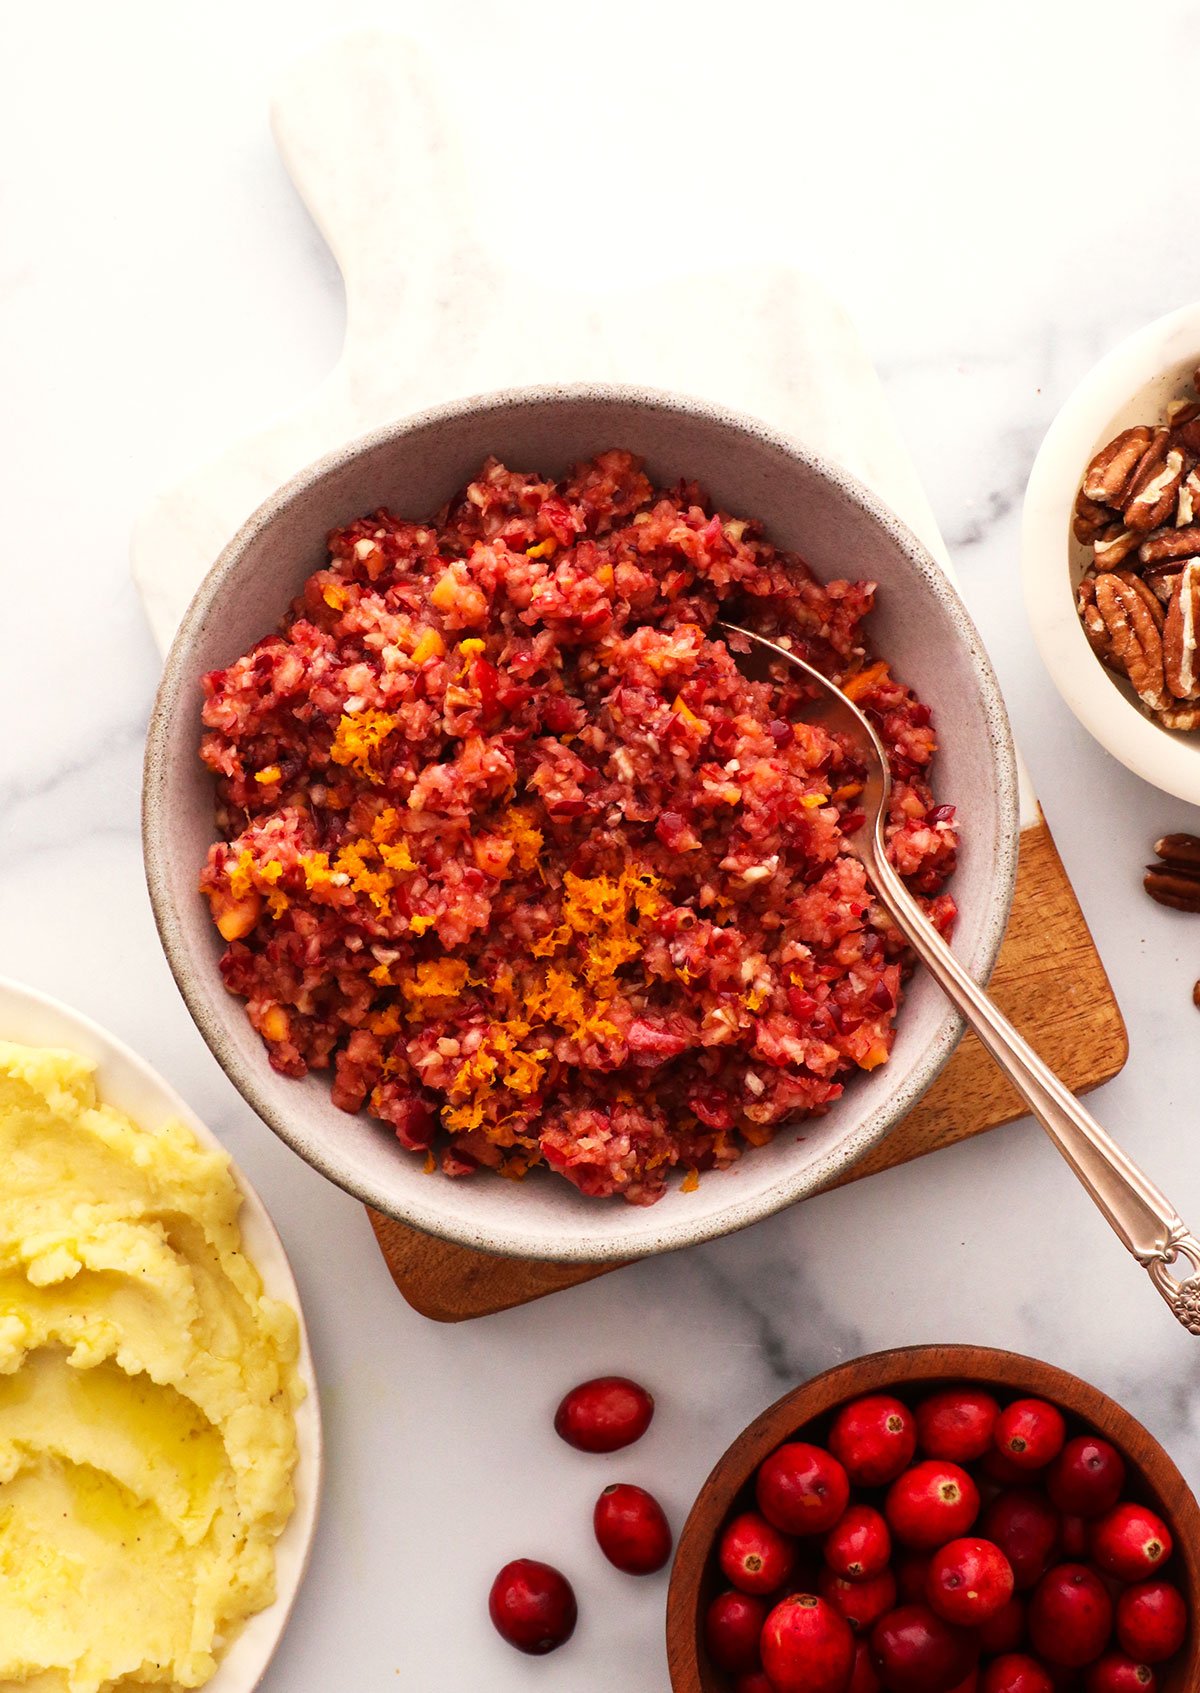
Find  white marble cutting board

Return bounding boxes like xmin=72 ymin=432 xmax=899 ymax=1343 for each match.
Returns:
xmin=129 ymin=28 xmax=1035 ymax=824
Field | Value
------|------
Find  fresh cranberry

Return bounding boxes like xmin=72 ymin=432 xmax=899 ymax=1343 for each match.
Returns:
xmin=593 ymin=1483 xmax=672 ymax=1575
xmin=553 ymin=1376 xmax=654 ymax=1452
xmin=886 ymin=1462 xmax=980 ymax=1549
xmin=1048 ymin=1437 xmax=1126 ymax=1518
xmin=895 ymin=1552 xmax=933 ymax=1603
xmin=1085 ymin=1655 xmax=1158 ymax=1693
xmin=705 ymin=1589 xmax=767 ymax=1674
xmin=947 ymin=1674 xmax=980 ymax=1693
xmin=979 ymin=1490 xmax=1061 ymax=1590
xmin=820 ymin=1566 xmax=899 ymax=1633
xmin=926 ymin=1536 xmax=1015 ymax=1625
xmin=916 ymin=1388 xmax=1001 ymax=1464
xmin=851 ymin=1637 xmax=884 ymax=1693
xmin=757 ymin=1442 xmax=851 ymax=1537
xmin=1115 ymin=1581 xmax=1188 ymax=1664
xmin=994 ymin=1399 xmax=1067 ymax=1470
xmin=981 ymin=1654 xmax=1055 ymax=1693
xmin=761 ymin=1593 xmax=856 ymax=1693
xmin=488 ymin=1558 xmax=577 ymax=1655
xmin=1090 ymin=1505 xmax=1174 ymax=1583
xmin=735 ymin=1675 xmax=776 ymax=1693
xmin=1061 ymin=1515 xmax=1090 ymax=1559
xmin=870 ymin=1603 xmax=978 ymax=1693
xmin=1029 ymin=1564 xmax=1114 ymax=1668
xmin=830 ymin=1395 xmax=918 ymax=1487
xmin=825 ymin=1504 xmax=892 ymax=1581
xmin=719 ymin=1510 xmax=798 ymax=1594
xmin=979 ymin=1594 xmax=1026 ymax=1654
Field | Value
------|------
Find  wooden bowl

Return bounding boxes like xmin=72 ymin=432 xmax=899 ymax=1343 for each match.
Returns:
xmin=667 ymin=1345 xmax=1200 ymax=1692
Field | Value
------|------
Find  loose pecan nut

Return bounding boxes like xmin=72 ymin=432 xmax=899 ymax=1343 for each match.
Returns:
xmin=1093 ymin=571 xmax=1169 ymax=709
xmin=1163 ymin=561 xmax=1200 ymax=699
xmin=1155 ymin=832 xmax=1200 ymax=869
xmin=1144 ymin=864 xmax=1200 ymax=910
xmin=1082 ymin=426 xmax=1153 ymax=505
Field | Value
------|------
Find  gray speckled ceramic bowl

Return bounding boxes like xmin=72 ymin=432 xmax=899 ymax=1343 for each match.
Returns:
xmin=143 ymin=385 xmax=1018 ymax=1263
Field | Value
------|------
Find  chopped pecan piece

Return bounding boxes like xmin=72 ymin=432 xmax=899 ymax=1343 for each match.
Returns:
xmin=1082 ymin=426 xmax=1153 ymax=505
xmin=1163 ymin=561 xmax=1200 ymax=699
xmin=1138 ymin=525 xmax=1200 ymax=565
xmin=1093 ymin=571 xmax=1169 ymax=708
xmin=1123 ymin=433 xmax=1184 ymax=531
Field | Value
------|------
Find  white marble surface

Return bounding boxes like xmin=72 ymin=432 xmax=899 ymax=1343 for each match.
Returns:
xmin=5 ymin=4 xmax=1200 ymax=1689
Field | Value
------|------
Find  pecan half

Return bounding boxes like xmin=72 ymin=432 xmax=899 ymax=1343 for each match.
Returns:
xmin=1173 ymin=416 xmax=1200 ymax=456
xmin=1160 ymin=704 xmax=1200 ymax=730
xmin=1123 ymin=433 xmax=1184 ymax=531
xmin=1074 ymin=490 xmax=1115 ymax=544
xmin=1093 ymin=571 xmax=1169 ymax=709
xmin=1077 ymin=574 xmax=1116 ymax=664
xmin=1155 ymin=832 xmax=1200 ymax=869
xmin=1144 ymin=864 xmax=1200 ymax=910
xmin=1163 ymin=561 xmax=1200 ymax=699
xmin=1083 ymin=426 xmax=1153 ymax=505
xmin=1142 ymin=560 xmax=1183 ymax=605
xmin=1092 ymin=525 xmax=1140 ymax=568
xmin=1169 ymin=398 xmax=1200 ymax=427
xmin=1138 ymin=524 xmax=1200 ymax=565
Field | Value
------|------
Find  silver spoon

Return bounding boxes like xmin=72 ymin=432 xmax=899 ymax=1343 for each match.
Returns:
xmin=719 ymin=620 xmax=1200 ymax=1334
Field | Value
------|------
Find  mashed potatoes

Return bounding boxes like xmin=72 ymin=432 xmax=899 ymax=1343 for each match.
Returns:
xmin=0 ymin=1041 xmax=303 ymax=1692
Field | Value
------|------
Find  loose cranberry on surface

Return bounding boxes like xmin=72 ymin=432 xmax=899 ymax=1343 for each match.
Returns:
xmin=1029 ymin=1563 xmax=1114 ymax=1669
xmin=994 ymin=1399 xmax=1067 ymax=1471
xmin=825 ymin=1504 xmax=892 ymax=1581
xmin=593 ymin=1483 xmax=672 ymax=1575
xmin=553 ymin=1375 xmax=654 ymax=1452
xmin=981 ymin=1653 xmax=1055 ymax=1693
xmin=1047 ymin=1436 xmax=1126 ymax=1518
xmin=886 ymin=1461 xmax=980 ymax=1549
xmin=719 ymin=1510 xmax=798 ymax=1595
xmin=761 ymin=1593 xmax=856 ymax=1693
xmin=705 ymin=1589 xmax=768 ymax=1674
xmin=979 ymin=1490 xmax=1061 ymax=1590
xmin=820 ymin=1566 xmax=899 ymax=1633
xmin=757 ymin=1442 xmax=852 ymax=1537
xmin=831 ymin=1395 xmax=919 ymax=1487
xmin=870 ymin=1603 xmax=978 ymax=1693
xmin=926 ymin=1536 xmax=1015 ymax=1626
xmin=1090 ymin=1504 xmax=1174 ymax=1583
xmin=1115 ymin=1580 xmax=1188 ymax=1664
xmin=916 ymin=1388 xmax=1001 ymax=1464
xmin=851 ymin=1636 xmax=884 ymax=1693
xmin=488 ymin=1558 xmax=577 ymax=1655
xmin=1085 ymin=1654 xmax=1158 ymax=1693
xmin=978 ymin=1594 xmax=1026 ymax=1654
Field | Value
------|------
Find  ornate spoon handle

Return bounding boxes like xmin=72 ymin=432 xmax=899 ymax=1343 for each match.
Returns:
xmin=866 ymin=844 xmax=1200 ymax=1334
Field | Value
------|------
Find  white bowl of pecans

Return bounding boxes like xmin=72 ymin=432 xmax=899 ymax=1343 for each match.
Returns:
xmin=1023 ymin=302 xmax=1200 ymax=803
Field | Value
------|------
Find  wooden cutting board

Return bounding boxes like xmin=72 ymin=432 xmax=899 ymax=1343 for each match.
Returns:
xmin=131 ymin=33 xmax=1128 ymax=1321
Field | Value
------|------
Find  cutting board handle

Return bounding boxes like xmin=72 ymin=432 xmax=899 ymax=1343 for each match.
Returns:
xmin=270 ymin=32 xmax=477 ymax=352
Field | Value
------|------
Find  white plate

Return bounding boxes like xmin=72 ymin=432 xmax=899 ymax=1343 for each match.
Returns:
xmin=1022 ymin=301 xmax=1200 ymax=803
xmin=0 ymin=976 xmax=323 ymax=1693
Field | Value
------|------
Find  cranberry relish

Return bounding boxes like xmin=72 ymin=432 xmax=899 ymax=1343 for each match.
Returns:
xmin=198 ymin=451 xmax=956 ymax=1204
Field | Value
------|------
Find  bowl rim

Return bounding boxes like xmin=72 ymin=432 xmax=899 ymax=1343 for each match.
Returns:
xmin=1022 ymin=299 xmax=1200 ymax=805
xmin=666 ymin=1342 xmax=1200 ymax=1693
xmin=0 ymin=973 xmax=323 ymax=1693
xmin=143 ymin=380 xmax=1019 ymax=1263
